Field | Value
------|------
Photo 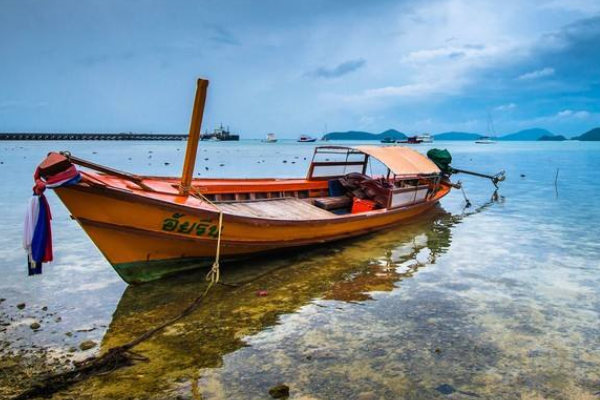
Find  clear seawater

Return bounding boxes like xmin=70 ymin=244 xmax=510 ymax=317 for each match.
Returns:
xmin=0 ymin=140 xmax=599 ymax=399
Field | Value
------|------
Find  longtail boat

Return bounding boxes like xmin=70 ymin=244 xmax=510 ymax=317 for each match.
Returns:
xmin=34 ymin=79 xmax=461 ymax=284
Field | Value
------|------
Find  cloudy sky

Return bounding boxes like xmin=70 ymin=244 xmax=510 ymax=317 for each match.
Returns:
xmin=1 ymin=0 xmax=599 ymax=137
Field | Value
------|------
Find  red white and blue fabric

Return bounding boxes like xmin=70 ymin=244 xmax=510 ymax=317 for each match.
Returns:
xmin=24 ymin=194 xmax=53 ymax=275
xmin=44 ymin=165 xmax=81 ymax=188
xmin=24 ymin=165 xmax=81 ymax=275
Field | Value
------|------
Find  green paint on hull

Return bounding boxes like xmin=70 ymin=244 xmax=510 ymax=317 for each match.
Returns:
xmin=113 ymin=257 xmax=215 ymax=284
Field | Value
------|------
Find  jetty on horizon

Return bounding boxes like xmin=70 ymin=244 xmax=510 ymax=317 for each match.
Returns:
xmin=0 ymin=132 xmax=189 ymax=141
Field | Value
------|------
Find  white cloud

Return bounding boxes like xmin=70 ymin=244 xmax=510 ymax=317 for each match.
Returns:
xmin=343 ymin=1 xmax=528 ymax=107
xmin=495 ymin=103 xmax=517 ymax=111
xmin=401 ymin=44 xmax=488 ymax=63
xmin=346 ymin=75 xmax=469 ymax=103
xmin=364 ymin=83 xmax=438 ymax=98
xmin=557 ymin=110 xmax=572 ymax=117
xmin=347 ymin=39 xmax=520 ymax=104
xmin=517 ymin=67 xmax=555 ymax=80
xmin=556 ymin=109 xmax=590 ymax=118
xmin=515 ymin=109 xmax=594 ymax=128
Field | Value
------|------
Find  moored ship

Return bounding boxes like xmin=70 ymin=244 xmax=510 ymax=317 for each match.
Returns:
xmin=417 ymin=133 xmax=433 ymax=143
xmin=397 ymin=136 xmax=423 ymax=144
xmin=297 ymin=135 xmax=317 ymax=142
xmin=475 ymin=136 xmax=497 ymax=144
xmin=261 ymin=133 xmax=277 ymax=143
xmin=201 ymin=124 xmax=240 ymax=141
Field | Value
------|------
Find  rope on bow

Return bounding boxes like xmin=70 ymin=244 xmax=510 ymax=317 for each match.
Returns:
xmin=179 ymin=183 xmax=224 ymax=285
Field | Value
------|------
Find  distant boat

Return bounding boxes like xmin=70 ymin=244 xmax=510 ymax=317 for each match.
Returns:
xmin=476 ymin=112 xmax=498 ymax=144
xmin=417 ymin=133 xmax=433 ymax=143
xmin=321 ymin=124 xmax=329 ymax=141
xmin=475 ymin=136 xmax=497 ymax=144
xmin=397 ymin=136 xmax=422 ymax=144
xmin=298 ymin=135 xmax=317 ymax=143
xmin=380 ymin=137 xmax=395 ymax=144
xmin=201 ymin=124 xmax=240 ymax=141
xmin=261 ymin=133 xmax=277 ymax=143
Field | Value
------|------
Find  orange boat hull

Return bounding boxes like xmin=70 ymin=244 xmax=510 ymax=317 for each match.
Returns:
xmin=54 ymin=176 xmax=450 ymax=284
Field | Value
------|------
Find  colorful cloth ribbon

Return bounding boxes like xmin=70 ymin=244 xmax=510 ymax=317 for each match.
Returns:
xmin=24 ymin=194 xmax=53 ymax=275
xmin=24 ymin=164 xmax=81 ymax=275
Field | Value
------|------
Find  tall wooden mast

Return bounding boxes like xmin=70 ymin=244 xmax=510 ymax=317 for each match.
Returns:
xmin=180 ymin=78 xmax=209 ymax=195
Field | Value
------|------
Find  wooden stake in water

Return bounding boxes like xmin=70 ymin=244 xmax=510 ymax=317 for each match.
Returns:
xmin=555 ymin=168 xmax=560 ymax=197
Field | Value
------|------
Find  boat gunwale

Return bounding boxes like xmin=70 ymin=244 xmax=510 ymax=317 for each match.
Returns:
xmin=59 ymin=181 xmax=450 ymax=226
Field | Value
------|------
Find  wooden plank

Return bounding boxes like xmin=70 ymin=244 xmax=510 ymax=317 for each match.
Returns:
xmin=218 ymin=198 xmax=336 ymax=220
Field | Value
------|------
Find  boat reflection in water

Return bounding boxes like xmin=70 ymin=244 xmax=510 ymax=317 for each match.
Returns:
xmin=90 ymin=203 xmax=493 ymax=399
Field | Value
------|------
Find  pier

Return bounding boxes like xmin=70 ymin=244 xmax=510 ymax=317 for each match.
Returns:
xmin=0 ymin=133 xmax=188 ymax=141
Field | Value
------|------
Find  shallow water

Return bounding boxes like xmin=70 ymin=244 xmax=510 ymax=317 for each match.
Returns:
xmin=1 ymin=140 xmax=599 ymax=399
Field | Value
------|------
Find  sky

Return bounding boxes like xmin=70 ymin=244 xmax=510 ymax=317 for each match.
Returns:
xmin=1 ymin=0 xmax=599 ymax=138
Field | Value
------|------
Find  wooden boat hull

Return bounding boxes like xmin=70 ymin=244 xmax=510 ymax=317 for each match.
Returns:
xmin=54 ymin=182 xmax=450 ymax=284
xmin=37 ymin=81 xmax=455 ymax=285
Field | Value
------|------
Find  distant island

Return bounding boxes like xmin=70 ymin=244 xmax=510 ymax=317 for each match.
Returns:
xmin=572 ymin=127 xmax=600 ymax=141
xmin=322 ymin=129 xmax=406 ymax=141
xmin=433 ymin=128 xmax=555 ymax=141
xmin=498 ymin=128 xmax=554 ymax=141
xmin=539 ymin=134 xmax=567 ymax=141
xmin=320 ymin=126 xmax=600 ymax=141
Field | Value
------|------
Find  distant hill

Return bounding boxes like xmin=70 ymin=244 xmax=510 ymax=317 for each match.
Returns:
xmin=320 ymin=126 xmax=600 ymax=141
xmin=572 ymin=127 xmax=600 ymax=141
xmin=498 ymin=128 xmax=554 ymax=141
xmin=539 ymin=135 xmax=567 ymax=141
xmin=434 ymin=131 xmax=482 ymax=141
xmin=322 ymin=129 xmax=406 ymax=141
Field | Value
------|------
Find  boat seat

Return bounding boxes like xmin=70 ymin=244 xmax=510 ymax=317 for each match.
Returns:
xmin=312 ymin=196 xmax=352 ymax=210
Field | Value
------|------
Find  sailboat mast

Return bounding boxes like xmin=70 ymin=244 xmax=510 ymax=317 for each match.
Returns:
xmin=487 ymin=110 xmax=496 ymax=137
xmin=180 ymin=78 xmax=209 ymax=195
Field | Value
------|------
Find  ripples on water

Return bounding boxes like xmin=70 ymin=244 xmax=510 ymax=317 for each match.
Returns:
xmin=0 ymin=141 xmax=599 ymax=399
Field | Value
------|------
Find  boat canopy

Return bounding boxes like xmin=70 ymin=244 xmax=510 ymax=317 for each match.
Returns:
xmin=354 ymin=145 xmax=440 ymax=176
xmin=307 ymin=145 xmax=441 ymax=180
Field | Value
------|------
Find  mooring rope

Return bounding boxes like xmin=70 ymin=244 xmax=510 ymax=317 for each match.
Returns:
xmin=14 ymin=185 xmax=226 ymax=400
xmin=458 ymin=182 xmax=472 ymax=208
xmin=206 ymin=210 xmax=224 ymax=284
xmin=183 ymin=184 xmax=224 ymax=285
xmin=13 ymin=277 xmax=219 ymax=400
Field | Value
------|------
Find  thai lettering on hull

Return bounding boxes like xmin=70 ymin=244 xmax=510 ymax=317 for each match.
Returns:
xmin=161 ymin=213 xmax=220 ymax=238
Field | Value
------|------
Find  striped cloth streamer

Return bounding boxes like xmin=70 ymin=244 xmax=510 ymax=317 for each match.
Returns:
xmin=24 ymin=166 xmax=81 ymax=275
xmin=24 ymin=194 xmax=52 ymax=275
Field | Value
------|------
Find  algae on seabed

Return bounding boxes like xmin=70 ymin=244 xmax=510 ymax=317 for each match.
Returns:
xmin=46 ymin=209 xmax=453 ymax=399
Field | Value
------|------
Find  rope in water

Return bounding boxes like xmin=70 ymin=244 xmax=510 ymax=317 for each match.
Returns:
xmin=14 ymin=185 xmax=225 ymax=400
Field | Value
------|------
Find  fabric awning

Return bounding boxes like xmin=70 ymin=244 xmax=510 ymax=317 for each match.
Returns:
xmin=353 ymin=145 xmax=441 ymax=176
